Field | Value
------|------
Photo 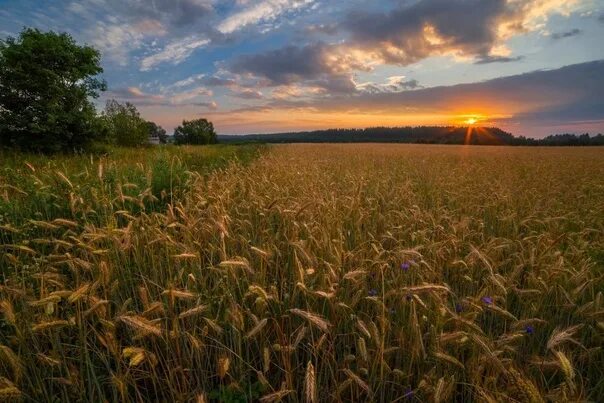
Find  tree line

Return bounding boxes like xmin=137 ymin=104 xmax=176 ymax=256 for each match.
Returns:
xmin=220 ymin=127 xmax=604 ymax=146
xmin=0 ymin=28 xmax=217 ymax=153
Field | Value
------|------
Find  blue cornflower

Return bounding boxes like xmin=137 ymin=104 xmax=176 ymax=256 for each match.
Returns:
xmin=481 ymin=296 xmax=493 ymax=305
xmin=400 ymin=262 xmax=411 ymax=271
xmin=525 ymin=325 xmax=534 ymax=334
xmin=403 ymin=388 xmax=414 ymax=399
xmin=368 ymin=289 xmax=378 ymax=297
xmin=455 ymin=303 xmax=463 ymax=313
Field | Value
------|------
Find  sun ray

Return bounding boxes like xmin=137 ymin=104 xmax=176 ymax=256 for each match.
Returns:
xmin=464 ymin=126 xmax=473 ymax=145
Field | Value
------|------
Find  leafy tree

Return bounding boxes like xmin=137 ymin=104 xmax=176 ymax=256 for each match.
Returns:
xmin=103 ymin=100 xmax=149 ymax=147
xmin=0 ymin=28 xmax=106 ymax=152
xmin=147 ymin=121 xmax=168 ymax=144
xmin=174 ymin=118 xmax=217 ymax=145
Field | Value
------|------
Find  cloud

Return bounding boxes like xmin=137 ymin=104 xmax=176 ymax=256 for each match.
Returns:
xmin=230 ymin=88 xmax=264 ymax=99
xmin=110 ymin=87 xmax=166 ymax=102
xmin=551 ymin=28 xmax=582 ymax=40
xmin=67 ymin=0 xmax=213 ymax=67
xmin=227 ymin=0 xmax=580 ymax=94
xmin=85 ymin=0 xmax=214 ymax=28
xmin=68 ymin=0 xmax=215 ymax=68
xmin=356 ymin=76 xmax=423 ymax=94
xmin=213 ymin=60 xmax=604 ymax=136
xmin=342 ymin=0 xmax=581 ymax=64
xmin=229 ymin=43 xmax=367 ymax=93
xmin=324 ymin=60 xmax=602 ymax=116
xmin=303 ymin=23 xmax=339 ymax=35
xmin=201 ymin=76 xmax=238 ymax=87
xmin=474 ymin=55 xmax=524 ymax=64
xmin=105 ymin=85 xmax=215 ymax=108
xmin=140 ymin=36 xmax=210 ymax=71
xmin=218 ymin=0 xmax=315 ymax=34
xmin=135 ymin=0 xmax=319 ymax=70
xmin=192 ymin=100 xmax=218 ymax=110
xmin=142 ymin=0 xmax=214 ymax=26
xmin=89 ymin=22 xmax=149 ymax=65
xmin=230 ymin=43 xmax=331 ymax=85
xmin=170 ymin=87 xmax=214 ymax=104
xmin=169 ymin=74 xmax=207 ymax=89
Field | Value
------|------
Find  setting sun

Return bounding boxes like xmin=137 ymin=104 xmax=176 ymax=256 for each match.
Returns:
xmin=465 ymin=117 xmax=478 ymax=125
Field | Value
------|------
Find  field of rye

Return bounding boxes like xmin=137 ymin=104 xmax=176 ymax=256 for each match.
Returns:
xmin=0 ymin=144 xmax=603 ymax=402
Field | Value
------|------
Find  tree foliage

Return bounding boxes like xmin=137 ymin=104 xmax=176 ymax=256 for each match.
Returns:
xmin=102 ymin=100 xmax=149 ymax=147
xmin=174 ymin=119 xmax=217 ymax=145
xmin=147 ymin=121 xmax=168 ymax=144
xmin=0 ymin=28 xmax=106 ymax=152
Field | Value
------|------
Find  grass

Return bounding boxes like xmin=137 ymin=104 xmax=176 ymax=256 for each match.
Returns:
xmin=0 ymin=145 xmax=262 ymax=228
xmin=0 ymin=144 xmax=603 ymax=402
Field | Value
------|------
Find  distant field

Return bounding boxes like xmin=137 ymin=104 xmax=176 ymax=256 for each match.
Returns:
xmin=1 ymin=144 xmax=603 ymax=401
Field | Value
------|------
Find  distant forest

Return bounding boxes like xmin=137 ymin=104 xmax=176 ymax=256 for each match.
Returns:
xmin=218 ymin=127 xmax=604 ymax=146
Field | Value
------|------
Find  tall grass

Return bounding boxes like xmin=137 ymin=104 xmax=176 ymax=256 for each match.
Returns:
xmin=0 ymin=144 xmax=603 ymax=401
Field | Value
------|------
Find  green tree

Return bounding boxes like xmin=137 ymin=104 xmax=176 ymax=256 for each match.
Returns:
xmin=174 ymin=119 xmax=217 ymax=145
xmin=103 ymin=100 xmax=149 ymax=147
xmin=0 ymin=28 xmax=106 ymax=152
xmin=147 ymin=121 xmax=168 ymax=144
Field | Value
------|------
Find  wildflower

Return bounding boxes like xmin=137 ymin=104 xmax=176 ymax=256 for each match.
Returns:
xmin=400 ymin=262 xmax=411 ymax=271
xmin=481 ymin=296 xmax=493 ymax=305
xmin=405 ymin=294 xmax=413 ymax=302
xmin=403 ymin=388 xmax=414 ymax=399
xmin=455 ymin=303 xmax=463 ymax=313
xmin=525 ymin=325 xmax=534 ymax=334
xmin=368 ymin=289 xmax=378 ymax=297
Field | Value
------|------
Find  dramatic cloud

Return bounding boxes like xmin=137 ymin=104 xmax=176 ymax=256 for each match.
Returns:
xmin=341 ymin=0 xmax=580 ymax=64
xmin=227 ymin=0 xmax=580 ymax=93
xmin=210 ymin=60 xmax=604 ymax=136
xmin=230 ymin=44 xmax=332 ymax=85
xmin=3 ymin=0 xmax=601 ymax=135
xmin=229 ymin=43 xmax=372 ymax=94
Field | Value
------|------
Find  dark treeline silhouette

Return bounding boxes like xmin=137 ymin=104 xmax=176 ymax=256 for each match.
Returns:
xmin=512 ymin=133 xmax=604 ymax=146
xmin=219 ymin=127 xmax=604 ymax=146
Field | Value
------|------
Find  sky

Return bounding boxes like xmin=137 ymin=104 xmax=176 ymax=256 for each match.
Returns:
xmin=1 ymin=0 xmax=603 ymax=138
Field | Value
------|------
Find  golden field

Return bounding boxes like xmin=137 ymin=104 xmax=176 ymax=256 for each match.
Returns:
xmin=1 ymin=144 xmax=603 ymax=402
